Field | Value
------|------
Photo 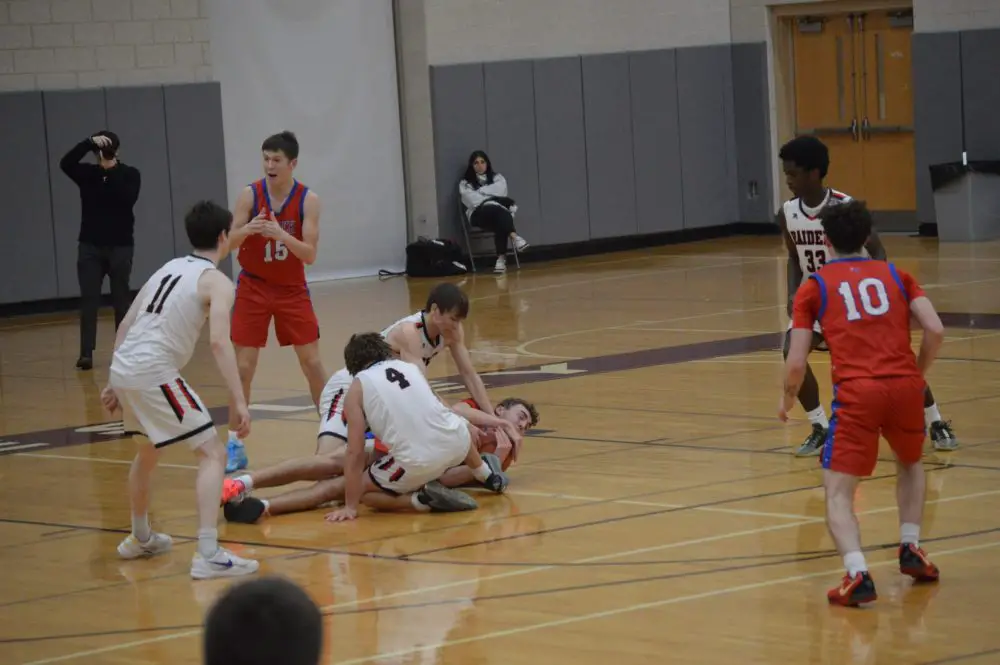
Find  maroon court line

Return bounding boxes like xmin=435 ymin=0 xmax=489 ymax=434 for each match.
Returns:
xmin=1 ymin=310 xmax=996 ymax=456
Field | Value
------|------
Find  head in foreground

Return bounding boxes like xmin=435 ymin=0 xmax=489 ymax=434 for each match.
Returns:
xmin=203 ymin=575 xmax=322 ymax=665
xmin=185 ymin=200 xmax=233 ymax=259
xmin=425 ymin=282 xmax=469 ymax=337
xmin=345 ymin=332 xmax=395 ymax=375
xmin=819 ymin=200 xmax=873 ymax=258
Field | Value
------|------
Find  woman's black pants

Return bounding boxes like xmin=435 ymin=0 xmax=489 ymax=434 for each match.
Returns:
xmin=470 ymin=204 xmax=515 ymax=256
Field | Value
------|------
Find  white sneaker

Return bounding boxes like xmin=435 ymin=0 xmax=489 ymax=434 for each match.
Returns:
xmin=191 ymin=547 xmax=260 ymax=580
xmin=513 ymin=235 xmax=529 ymax=252
xmin=117 ymin=532 xmax=173 ymax=560
xmin=493 ymin=256 xmax=507 ymax=273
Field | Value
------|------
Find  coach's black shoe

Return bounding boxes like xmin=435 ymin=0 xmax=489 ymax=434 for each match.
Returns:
xmin=795 ymin=424 xmax=827 ymax=457
xmin=416 ymin=481 xmax=478 ymax=512
xmin=75 ymin=354 xmax=93 ymax=371
xmin=929 ymin=421 xmax=958 ymax=451
xmin=481 ymin=453 xmax=509 ymax=493
xmin=224 ymin=496 xmax=267 ymax=524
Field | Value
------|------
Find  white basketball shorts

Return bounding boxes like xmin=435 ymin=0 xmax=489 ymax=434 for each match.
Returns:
xmin=118 ymin=376 xmax=216 ymax=449
xmin=318 ymin=368 xmax=352 ymax=441
xmin=367 ymin=426 xmax=471 ymax=495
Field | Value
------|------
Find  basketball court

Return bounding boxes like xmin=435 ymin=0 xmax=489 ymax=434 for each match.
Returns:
xmin=1 ymin=235 xmax=999 ymax=664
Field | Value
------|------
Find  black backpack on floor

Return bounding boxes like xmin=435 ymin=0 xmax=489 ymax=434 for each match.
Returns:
xmin=379 ymin=237 xmax=468 ymax=278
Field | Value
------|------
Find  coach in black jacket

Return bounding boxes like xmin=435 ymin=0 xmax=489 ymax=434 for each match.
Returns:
xmin=60 ymin=131 xmax=141 ymax=370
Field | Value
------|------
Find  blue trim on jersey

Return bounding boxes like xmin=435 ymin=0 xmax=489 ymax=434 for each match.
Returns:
xmin=298 ymin=185 xmax=309 ymax=222
xmin=887 ymin=263 xmax=909 ymax=302
xmin=825 ymin=257 xmax=870 ymax=265
xmin=261 ymin=179 xmax=298 ymax=217
xmin=250 ymin=182 xmax=260 ymax=217
xmin=261 ymin=179 xmax=272 ymax=212
xmin=821 ymin=385 xmax=839 ymax=470
xmin=810 ymin=273 xmax=829 ymax=321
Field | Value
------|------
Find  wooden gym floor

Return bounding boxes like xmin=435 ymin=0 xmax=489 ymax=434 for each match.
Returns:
xmin=1 ymin=235 xmax=999 ymax=665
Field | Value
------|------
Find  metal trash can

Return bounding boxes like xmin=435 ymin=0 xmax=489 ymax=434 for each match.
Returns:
xmin=929 ymin=161 xmax=1000 ymax=242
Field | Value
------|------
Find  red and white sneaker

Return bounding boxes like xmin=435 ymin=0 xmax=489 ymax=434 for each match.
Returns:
xmin=899 ymin=543 xmax=940 ymax=582
xmin=827 ymin=571 xmax=878 ymax=607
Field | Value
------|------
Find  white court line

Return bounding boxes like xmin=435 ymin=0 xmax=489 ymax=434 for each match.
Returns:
xmin=16 ymin=453 xmax=803 ymax=521
xmin=14 ymin=488 xmax=1000 ymax=665
xmin=625 ymin=327 xmax=778 ymax=335
xmin=0 ymin=442 xmax=48 ymax=452
xmin=0 ymin=255 xmax=760 ymax=333
xmin=249 ymin=404 xmax=314 ymax=413
xmin=513 ymin=489 xmax=1000 ymax=526
xmin=477 ymin=256 xmax=774 ymax=307
xmin=15 ymin=453 xmax=197 ymax=470
xmin=331 ymin=539 xmax=1000 ymax=665
xmin=515 ymin=303 xmax=783 ymax=359
xmin=511 ymin=489 xmax=808 ymax=520
xmin=661 ymin=254 xmax=1000 ymax=264
xmin=921 ymin=275 xmax=1000 ymax=290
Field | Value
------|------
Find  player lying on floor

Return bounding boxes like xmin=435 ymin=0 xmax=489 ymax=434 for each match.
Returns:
xmin=323 ymin=333 xmax=512 ymax=521
xmin=222 ymin=387 xmax=538 ymax=523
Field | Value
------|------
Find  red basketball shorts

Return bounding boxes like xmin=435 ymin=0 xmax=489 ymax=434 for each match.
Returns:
xmin=231 ymin=272 xmax=320 ymax=348
xmin=821 ymin=375 xmax=927 ymax=477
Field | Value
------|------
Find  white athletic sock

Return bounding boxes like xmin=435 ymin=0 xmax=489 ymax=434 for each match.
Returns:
xmin=260 ymin=499 xmax=270 ymax=515
xmin=900 ymin=523 xmax=920 ymax=546
xmin=410 ymin=494 xmax=431 ymax=512
xmin=197 ymin=527 xmax=219 ymax=558
xmin=806 ymin=406 xmax=829 ymax=429
xmin=235 ymin=474 xmax=253 ymax=491
xmin=470 ymin=461 xmax=492 ymax=483
xmin=132 ymin=514 xmax=151 ymax=542
xmin=843 ymin=551 xmax=868 ymax=577
xmin=924 ymin=404 xmax=942 ymax=427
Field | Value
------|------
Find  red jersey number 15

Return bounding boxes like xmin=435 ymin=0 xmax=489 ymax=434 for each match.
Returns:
xmin=264 ymin=240 xmax=288 ymax=262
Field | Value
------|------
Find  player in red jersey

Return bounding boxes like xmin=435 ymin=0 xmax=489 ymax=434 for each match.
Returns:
xmin=781 ymin=200 xmax=943 ymax=607
xmin=225 ymin=131 xmax=327 ymax=472
xmin=219 ymin=395 xmax=538 ymax=524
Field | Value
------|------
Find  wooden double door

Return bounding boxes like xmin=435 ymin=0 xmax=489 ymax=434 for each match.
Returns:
xmin=791 ymin=9 xmax=915 ymax=212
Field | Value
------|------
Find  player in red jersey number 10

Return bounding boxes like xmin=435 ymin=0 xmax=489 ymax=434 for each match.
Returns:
xmin=225 ymin=131 xmax=327 ymax=472
xmin=780 ymin=200 xmax=943 ymax=607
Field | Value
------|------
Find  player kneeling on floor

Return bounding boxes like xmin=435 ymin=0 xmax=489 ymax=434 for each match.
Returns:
xmin=324 ymin=332 xmax=508 ymax=521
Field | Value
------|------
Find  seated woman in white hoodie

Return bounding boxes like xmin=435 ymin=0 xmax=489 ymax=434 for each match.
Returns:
xmin=459 ymin=150 xmax=529 ymax=273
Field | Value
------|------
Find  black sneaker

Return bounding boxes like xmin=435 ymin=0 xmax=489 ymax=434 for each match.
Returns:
xmin=795 ymin=423 xmax=827 ymax=457
xmin=929 ymin=421 xmax=958 ymax=451
xmin=76 ymin=355 xmax=93 ymax=370
xmin=481 ymin=453 xmax=509 ymax=493
xmin=416 ymin=481 xmax=478 ymax=512
xmin=223 ymin=496 xmax=267 ymax=524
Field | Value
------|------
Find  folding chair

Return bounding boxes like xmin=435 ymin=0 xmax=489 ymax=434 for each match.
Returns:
xmin=458 ymin=200 xmax=520 ymax=273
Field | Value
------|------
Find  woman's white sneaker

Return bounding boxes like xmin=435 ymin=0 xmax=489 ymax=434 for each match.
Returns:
xmin=191 ymin=547 xmax=259 ymax=580
xmin=117 ymin=532 xmax=173 ymax=559
xmin=513 ymin=235 xmax=529 ymax=252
